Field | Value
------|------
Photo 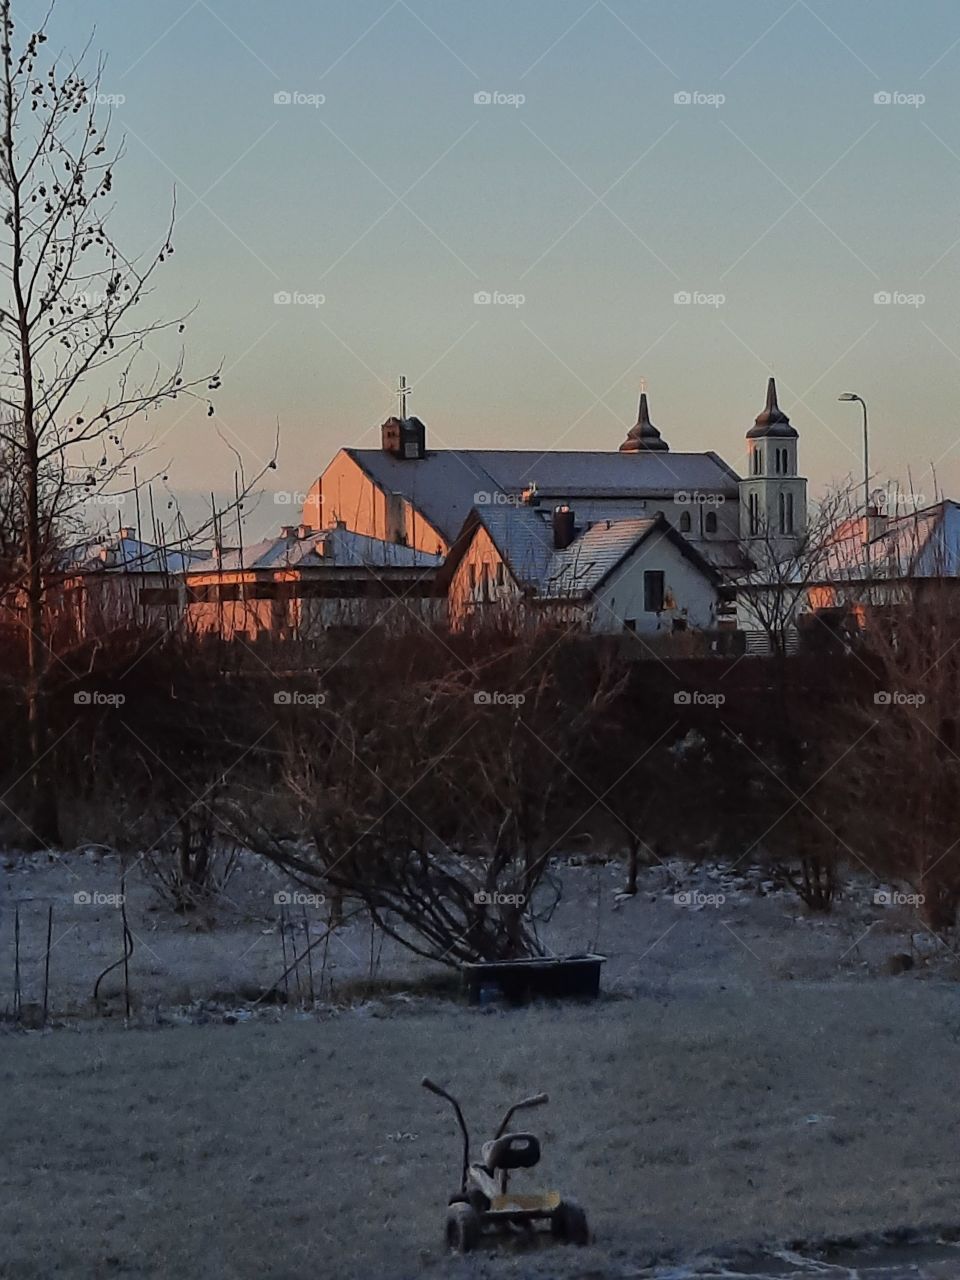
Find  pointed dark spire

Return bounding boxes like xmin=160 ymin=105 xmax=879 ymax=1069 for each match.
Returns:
xmin=620 ymin=392 xmax=670 ymax=452
xmin=746 ymin=376 xmax=798 ymax=439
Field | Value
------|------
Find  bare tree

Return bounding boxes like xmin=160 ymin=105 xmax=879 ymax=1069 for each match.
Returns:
xmin=0 ymin=4 xmax=267 ymax=840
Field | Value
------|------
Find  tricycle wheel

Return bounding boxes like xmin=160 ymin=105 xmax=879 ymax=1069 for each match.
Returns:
xmin=446 ymin=1201 xmax=481 ymax=1253
xmin=551 ymin=1198 xmax=589 ymax=1246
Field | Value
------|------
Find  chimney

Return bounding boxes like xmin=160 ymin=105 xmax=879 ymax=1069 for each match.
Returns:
xmin=553 ymin=504 xmax=576 ymax=550
xmin=297 ymin=524 xmax=312 ymax=539
xmin=118 ymin=526 xmax=135 ymax=540
xmin=381 ymin=415 xmax=426 ymax=460
xmin=521 ymin=482 xmax=539 ymax=507
xmin=280 ymin=525 xmax=297 ymax=539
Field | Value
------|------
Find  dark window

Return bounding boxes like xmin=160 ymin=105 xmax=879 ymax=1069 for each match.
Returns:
xmin=705 ymin=510 xmax=718 ymax=533
xmin=679 ymin=511 xmax=691 ymax=532
xmin=778 ymin=492 xmax=786 ymax=533
xmin=623 ymin=618 xmax=637 ymax=633
xmin=786 ymin=492 xmax=795 ymax=532
xmin=753 ymin=448 xmax=762 ymax=476
xmin=643 ymin=570 xmax=665 ymax=613
xmin=749 ymin=492 xmax=760 ymax=536
xmin=139 ymin=587 xmax=178 ymax=606
xmin=218 ymin=583 xmax=241 ymax=602
xmin=495 ymin=561 xmax=505 ymax=586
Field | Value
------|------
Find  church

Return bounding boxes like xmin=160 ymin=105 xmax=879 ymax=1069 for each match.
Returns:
xmin=302 ymin=378 xmax=808 ymax=636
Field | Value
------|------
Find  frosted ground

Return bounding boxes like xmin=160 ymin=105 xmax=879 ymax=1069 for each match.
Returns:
xmin=3 ymin=853 xmax=960 ymax=1279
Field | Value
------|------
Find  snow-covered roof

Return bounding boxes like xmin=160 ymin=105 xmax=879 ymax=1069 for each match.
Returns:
xmin=343 ymin=448 xmax=741 ymax=543
xmin=66 ymin=532 xmax=211 ymax=576
xmin=209 ymin=525 xmax=442 ymax=575
xmin=467 ymin=506 xmax=719 ymax=599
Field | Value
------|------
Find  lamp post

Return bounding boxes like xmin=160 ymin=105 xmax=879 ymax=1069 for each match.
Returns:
xmin=839 ymin=393 xmax=872 ymax=588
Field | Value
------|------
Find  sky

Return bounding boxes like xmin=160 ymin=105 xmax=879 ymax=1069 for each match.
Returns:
xmin=18 ymin=0 xmax=960 ymax=537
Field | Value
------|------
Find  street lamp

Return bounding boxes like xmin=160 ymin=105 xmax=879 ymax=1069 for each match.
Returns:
xmin=838 ymin=393 xmax=870 ymax=548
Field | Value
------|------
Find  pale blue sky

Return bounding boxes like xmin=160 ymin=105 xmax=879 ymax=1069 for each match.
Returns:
xmin=19 ymin=1 xmax=960 ymax=533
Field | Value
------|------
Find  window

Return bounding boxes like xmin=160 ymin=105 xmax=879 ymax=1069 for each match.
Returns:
xmin=786 ymin=492 xmax=795 ymax=533
xmin=679 ymin=511 xmax=691 ymax=532
xmin=469 ymin=564 xmax=477 ymax=589
xmin=749 ymin=492 xmax=760 ymax=536
xmin=752 ymin=448 xmax=762 ymax=476
xmin=705 ymin=510 xmax=717 ymax=533
xmin=495 ymin=561 xmax=505 ymax=586
xmin=623 ymin=618 xmax=636 ymax=633
xmin=139 ymin=587 xmax=178 ymax=606
xmin=643 ymin=570 xmax=665 ymax=613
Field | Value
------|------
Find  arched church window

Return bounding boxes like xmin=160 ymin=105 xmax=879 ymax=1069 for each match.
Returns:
xmin=679 ymin=511 xmax=691 ymax=532
xmin=705 ymin=511 xmax=717 ymax=533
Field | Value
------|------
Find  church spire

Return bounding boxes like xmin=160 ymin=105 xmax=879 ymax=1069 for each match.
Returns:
xmin=746 ymin=377 xmax=797 ymax=439
xmin=620 ymin=391 xmax=670 ymax=452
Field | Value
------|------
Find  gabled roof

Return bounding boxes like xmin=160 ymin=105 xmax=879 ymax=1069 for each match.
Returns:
xmin=210 ymin=526 xmax=442 ymax=575
xmin=342 ymin=447 xmax=741 ymax=544
xmin=820 ymin=500 xmax=960 ymax=581
xmin=446 ymin=505 xmax=720 ymax=601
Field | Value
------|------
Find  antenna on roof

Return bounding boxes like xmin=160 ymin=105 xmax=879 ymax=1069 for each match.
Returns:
xmin=397 ymin=374 xmax=412 ymax=419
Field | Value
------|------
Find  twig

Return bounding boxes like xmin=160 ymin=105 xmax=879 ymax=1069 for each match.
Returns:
xmin=42 ymin=904 xmax=52 ymax=1026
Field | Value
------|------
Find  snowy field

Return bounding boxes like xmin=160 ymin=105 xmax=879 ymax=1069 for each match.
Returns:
xmin=3 ymin=853 xmax=960 ymax=1278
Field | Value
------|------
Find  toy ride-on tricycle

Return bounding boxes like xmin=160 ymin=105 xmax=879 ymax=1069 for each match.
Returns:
xmin=421 ymin=1075 xmax=589 ymax=1252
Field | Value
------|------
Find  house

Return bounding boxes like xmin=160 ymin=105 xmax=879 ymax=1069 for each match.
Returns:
xmin=443 ymin=502 xmax=723 ymax=634
xmin=46 ymin=527 xmax=211 ymax=640
xmin=185 ymin=522 xmax=442 ymax=641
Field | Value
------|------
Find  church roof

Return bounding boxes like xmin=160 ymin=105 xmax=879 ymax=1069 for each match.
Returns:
xmin=344 ymin=447 xmax=740 ymax=544
xmin=207 ymin=526 xmax=441 ymax=575
xmin=746 ymin=377 xmax=798 ymax=440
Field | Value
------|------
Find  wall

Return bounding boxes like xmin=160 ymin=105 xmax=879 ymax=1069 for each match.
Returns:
xmin=305 ymin=451 xmax=448 ymax=555
xmin=593 ymin=535 xmax=719 ymax=634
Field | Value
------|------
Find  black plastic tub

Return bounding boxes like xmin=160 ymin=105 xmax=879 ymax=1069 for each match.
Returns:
xmin=460 ymin=954 xmax=606 ymax=1005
